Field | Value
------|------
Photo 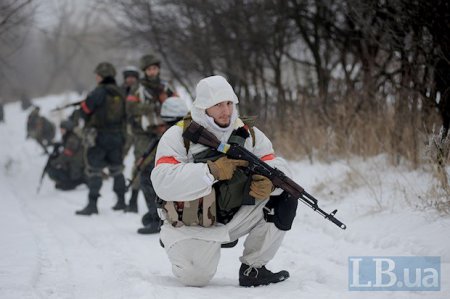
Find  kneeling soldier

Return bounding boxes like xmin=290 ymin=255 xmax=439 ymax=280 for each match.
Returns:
xmin=47 ymin=120 xmax=85 ymax=190
xmin=151 ymin=76 xmax=296 ymax=287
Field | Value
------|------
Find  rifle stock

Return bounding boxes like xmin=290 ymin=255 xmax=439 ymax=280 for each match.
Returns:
xmin=182 ymin=121 xmax=347 ymax=230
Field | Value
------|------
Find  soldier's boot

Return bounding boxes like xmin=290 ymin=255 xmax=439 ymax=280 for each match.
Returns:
xmin=124 ymin=189 xmax=139 ymax=213
xmin=239 ymin=264 xmax=289 ymax=287
xmin=75 ymin=195 xmax=98 ymax=216
xmin=221 ymin=239 xmax=239 ymax=248
xmin=112 ymin=193 xmax=126 ymax=211
xmin=55 ymin=180 xmax=80 ymax=191
xmin=137 ymin=214 xmax=162 ymax=234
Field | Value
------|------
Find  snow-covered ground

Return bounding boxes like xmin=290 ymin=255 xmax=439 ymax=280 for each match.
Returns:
xmin=0 ymin=93 xmax=449 ymax=299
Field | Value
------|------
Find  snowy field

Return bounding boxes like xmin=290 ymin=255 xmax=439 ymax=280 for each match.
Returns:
xmin=0 ymin=93 xmax=449 ymax=299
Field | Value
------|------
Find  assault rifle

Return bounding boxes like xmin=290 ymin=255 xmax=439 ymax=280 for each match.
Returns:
xmin=37 ymin=142 xmax=63 ymax=194
xmin=182 ymin=121 xmax=347 ymax=230
xmin=51 ymin=100 xmax=84 ymax=112
xmin=125 ymin=137 xmax=161 ymax=191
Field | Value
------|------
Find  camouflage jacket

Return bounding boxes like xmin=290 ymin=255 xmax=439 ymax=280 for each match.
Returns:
xmin=126 ymin=76 xmax=176 ymax=135
xmin=50 ymin=131 xmax=84 ymax=180
xmin=26 ymin=113 xmax=55 ymax=143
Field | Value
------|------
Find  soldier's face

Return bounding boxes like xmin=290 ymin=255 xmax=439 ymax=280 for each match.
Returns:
xmin=145 ymin=65 xmax=160 ymax=78
xmin=206 ymin=101 xmax=234 ymax=128
xmin=95 ymin=74 xmax=103 ymax=84
xmin=125 ymin=76 xmax=137 ymax=87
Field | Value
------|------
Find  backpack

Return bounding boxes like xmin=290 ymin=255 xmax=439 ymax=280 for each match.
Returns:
xmin=92 ymin=84 xmax=126 ymax=131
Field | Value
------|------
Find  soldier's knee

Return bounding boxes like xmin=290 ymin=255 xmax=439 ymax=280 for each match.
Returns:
xmin=172 ymin=262 xmax=215 ymax=287
xmin=109 ymin=165 xmax=124 ymax=177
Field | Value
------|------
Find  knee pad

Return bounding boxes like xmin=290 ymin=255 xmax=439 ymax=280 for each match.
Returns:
xmin=85 ymin=165 xmax=102 ymax=178
xmin=172 ymin=263 xmax=215 ymax=287
xmin=109 ymin=165 xmax=124 ymax=177
xmin=168 ymin=239 xmax=220 ymax=287
xmin=263 ymin=192 xmax=298 ymax=231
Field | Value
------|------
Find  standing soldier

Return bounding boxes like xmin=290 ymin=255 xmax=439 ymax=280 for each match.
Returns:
xmin=124 ymin=53 xmax=177 ymax=213
xmin=26 ymin=106 xmax=56 ymax=153
xmin=46 ymin=120 xmax=85 ymax=190
xmin=137 ymin=97 xmax=188 ymax=234
xmin=121 ymin=66 xmax=140 ymax=95
xmin=75 ymin=62 xmax=127 ymax=216
xmin=21 ymin=93 xmax=32 ymax=110
xmin=121 ymin=66 xmax=140 ymax=158
xmin=0 ymin=101 xmax=4 ymax=123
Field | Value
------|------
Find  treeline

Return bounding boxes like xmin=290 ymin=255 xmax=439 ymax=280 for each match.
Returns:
xmin=111 ymin=0 xmax=450 ymax=164
xmin=110 ymin=0 xmax=449 ymax=169
xmin=2 ymin=1 xmax=449 ymax=186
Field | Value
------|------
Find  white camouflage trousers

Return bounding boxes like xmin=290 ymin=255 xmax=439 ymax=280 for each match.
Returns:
xmin=161 ymin=199 xmax=286 ymax=287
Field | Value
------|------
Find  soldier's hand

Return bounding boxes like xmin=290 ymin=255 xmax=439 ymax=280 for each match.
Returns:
xmin=249 ymin=174 xmax=273 ymax=200
xmin=207 ymin=156 xmax=248 ymax=181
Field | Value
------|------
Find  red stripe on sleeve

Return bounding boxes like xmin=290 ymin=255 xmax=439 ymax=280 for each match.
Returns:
xmin=127 ymin=95 xmax=140 ymax=102
xmin=156 ymin=156 xmax=180 ymax=166
xmin=80 ymin=101 xmax=92 ymax=114
xmin=261 ymin=153 xmax=276 ymax=161
xmin=63 ymin=149 xmax=74 ymax=156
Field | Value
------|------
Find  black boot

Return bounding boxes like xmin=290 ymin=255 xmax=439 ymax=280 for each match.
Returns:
xmin=55 ymin=180 xmax=79 ymax=191
xmin=75 ymin=196 xmax=98 ymax=216
xmin=137 ymin=214 xmax=162 ymax=234
xmin=221 ymin=239 xmax=238 ymax=248
xmin=112 ymin=194 xmax=126 ymax=211
xmin=239 ymin=263 xmax=289 ymax=287
xmin=124 ymin=189 xmax=139 ymax=213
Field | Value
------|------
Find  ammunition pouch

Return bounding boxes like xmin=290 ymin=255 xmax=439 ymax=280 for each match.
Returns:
xmin=161 ymin=191 xmax=217 ymax=228
xmin=83 ymin=128 xmax=97 ymax=148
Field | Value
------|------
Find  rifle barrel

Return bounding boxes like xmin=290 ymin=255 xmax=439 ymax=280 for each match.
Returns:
xmin=51 ymin=100 xmax=84 ymax=111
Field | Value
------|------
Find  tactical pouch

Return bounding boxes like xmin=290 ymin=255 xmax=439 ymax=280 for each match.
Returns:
xmin=161 ymin=191 xmax=217 ymax=228
xmin=263 ymin=191 xmax=298 ymax=231
xmin=83 ymin=128 xmax=97 ymax=148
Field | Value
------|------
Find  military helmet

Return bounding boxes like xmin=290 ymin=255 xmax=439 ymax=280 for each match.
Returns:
xmin=160 ymin=97 xmax=189 ymax=123
xmin=60 ymin=120 xmax=75 ymax=131
xmin=122 ymin=65 xmax=140 ymax=79
xmin=94 ymin=62 xmax=116 ymax=78
xmin=140 ymin=54 xmax=161 ymax=71
xmin=31 ymin=106 xmax=40 ymax=114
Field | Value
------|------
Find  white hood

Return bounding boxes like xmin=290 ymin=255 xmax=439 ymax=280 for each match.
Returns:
xmin=193 ymin=75 xmax=238 ymax=109
xmin=191 ymin=75 xmax=240 ymax=142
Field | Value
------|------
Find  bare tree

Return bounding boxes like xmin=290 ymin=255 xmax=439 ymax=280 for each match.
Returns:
xmin=0 ymin=0 xmax=35 ymax=99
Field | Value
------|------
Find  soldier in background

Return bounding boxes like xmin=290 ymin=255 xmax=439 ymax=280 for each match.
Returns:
xmin=26 ymin=106 xmax=56 ymax=154
xmin=137 ymin=97 xmax=188 ymax=234
xmin=124 ymin=53 xmax=177 ymax=213
xmin=46 ymin=120 xmax=85 ymax=190
xmin=0 ymin=102 xmax=4 ymax=123
xmin=75 ymin=62 xmax=127 ymax=216
xmin=21 ymin=93 xmax=32 ymax=110
xmin=121 ymin=66 xmax=140 ymax=96
xmin=121 ymin=66 xmax=140 ymax=158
